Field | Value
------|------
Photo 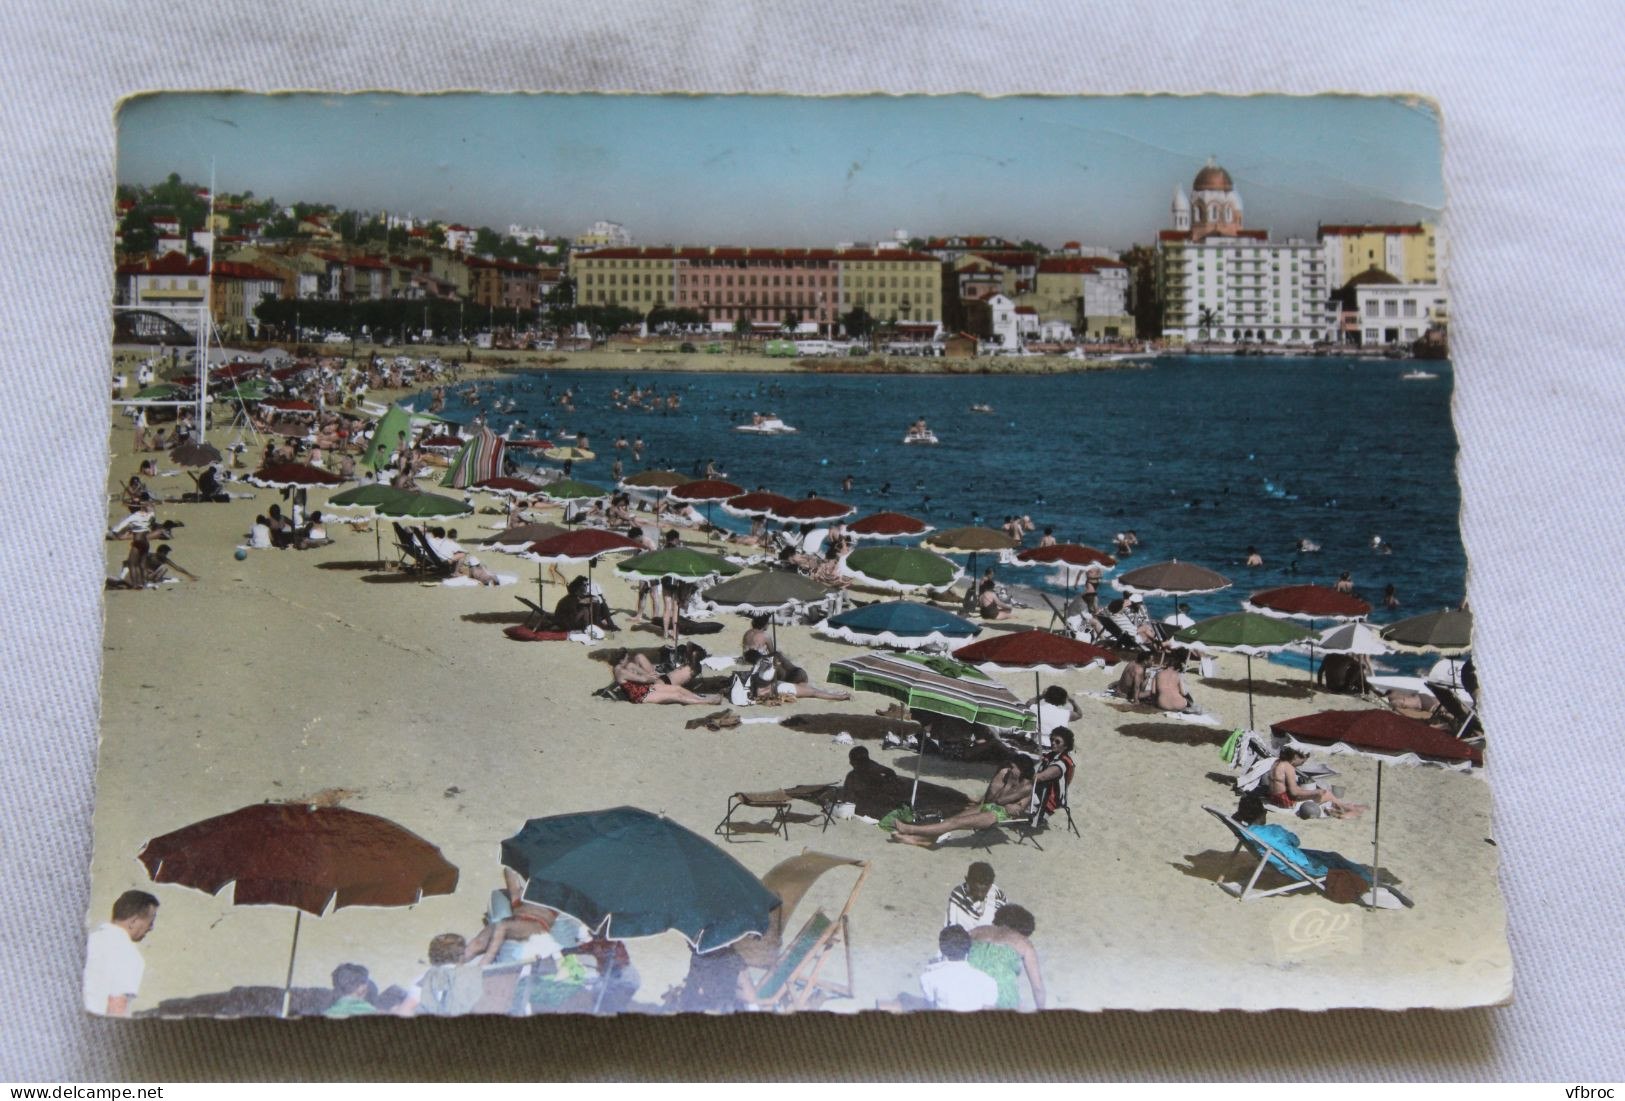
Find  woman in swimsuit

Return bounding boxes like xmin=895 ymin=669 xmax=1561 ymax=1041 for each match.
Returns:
xmin=968 ymin=905 xmax=1045 ymax=1009
xmin=1268 ymin=748 xmax=1367 ymax=817
xmin=611 ymin=651 xmax=721 ymax=706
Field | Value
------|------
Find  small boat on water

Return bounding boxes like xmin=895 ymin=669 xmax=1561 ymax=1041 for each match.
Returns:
xmin=969 ymin=403 xmax=995 ymax=414
xmin=1400 ymin=369 xmax=1439 ymax=380
xmin=735 ymin=414 xmax=799 ymax=435
xmin=902 ymin=431 xmax=940 ymax=446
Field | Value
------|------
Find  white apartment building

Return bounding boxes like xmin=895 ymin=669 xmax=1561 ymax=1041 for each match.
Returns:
xmin=1353 ymin=283 xmax=1449 ymax=347
xmin=508 ymin=223 xmax=548 ymax=243
xmin=1157 ymin=160 xmax=1333 ymax=345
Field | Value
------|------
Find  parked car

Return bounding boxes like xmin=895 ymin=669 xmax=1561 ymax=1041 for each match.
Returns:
xmin=679 ymin=342 xmax=697 ymax=353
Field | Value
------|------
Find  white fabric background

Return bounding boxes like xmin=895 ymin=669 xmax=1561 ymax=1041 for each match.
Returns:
xmin=2 ymin=0 xmax=1622 ymax=1082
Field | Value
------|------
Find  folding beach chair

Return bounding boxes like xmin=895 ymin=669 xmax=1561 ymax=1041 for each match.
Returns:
xmin=514 ymin=595 xmax=554 ymax=632
xmin=977 ymin=771 xmax=1079 ymax=852
xmin=1426 ymin=681 xmax=1483 ymax=741
xmin=741 ymin=852 xmax=872 ymax=1011
xmin=1203 ymin=805 xmax=1332 ymax=902
xmin=715 ymin=783 xmax=840 ymax=843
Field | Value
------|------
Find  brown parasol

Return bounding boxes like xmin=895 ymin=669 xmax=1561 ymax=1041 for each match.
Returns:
xmin=138 ymin=802 xmax=459 ymax=1016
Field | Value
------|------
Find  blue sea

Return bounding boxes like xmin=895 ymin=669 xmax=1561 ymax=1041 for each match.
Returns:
xmin=416 ymin=355 xmax=1464 ymax=635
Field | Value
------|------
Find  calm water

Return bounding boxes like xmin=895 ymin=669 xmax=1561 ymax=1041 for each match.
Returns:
xmin=418 ymin=356 xmax=1464 ymax=628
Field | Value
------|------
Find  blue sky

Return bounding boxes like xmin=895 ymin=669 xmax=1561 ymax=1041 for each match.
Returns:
xmin=118 ymin=93 xmax=1443 ymax=248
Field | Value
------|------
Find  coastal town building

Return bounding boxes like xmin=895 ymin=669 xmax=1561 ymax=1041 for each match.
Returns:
xmin=468 ymin=257 xmax=542 ymax=311
xmin=1353 ymin=280 xmax=1450 ymax=348
xmin=114 ymin=253 xmax=210 ymax=330
xmin=920 ymin=235 xmax=1017 ymax=264
xmin=442 ymin=224 xmax=476 ymax=253
xmin=1029 ymin=256 xmax=1133 ymax=339
xmin=209 ymin=260 xmax=283 ymax=339
xmin=1319 ymin=222 xmax=1440 ymax=288
xmin=572 ymin=246 xmax=942 ymax=333
xmin=507 ymin=223 xmax=547 ymax=244
xmin=1156 ymin=160 xmax=1333 ymax=346
xmin=574 ymin=220 xmax=631 ymax=251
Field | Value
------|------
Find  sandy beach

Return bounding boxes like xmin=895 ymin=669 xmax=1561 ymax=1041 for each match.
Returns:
xmin=90 ymin=406 xmax=1510 ymax=1016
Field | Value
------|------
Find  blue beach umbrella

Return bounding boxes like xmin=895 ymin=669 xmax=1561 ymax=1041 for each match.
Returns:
xmin=500 ymin=806 xmax=781 ymax=952
xmin=813 ymin=600 xmax=982 ymax=651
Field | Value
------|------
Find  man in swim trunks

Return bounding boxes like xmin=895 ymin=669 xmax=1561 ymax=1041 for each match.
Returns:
xmin=889 ymin=755 xmax=1059 ymax=847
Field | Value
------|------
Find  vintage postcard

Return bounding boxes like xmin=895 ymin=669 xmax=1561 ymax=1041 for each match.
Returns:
xmin=89 ymin=92 xmax=1507 ymax=1018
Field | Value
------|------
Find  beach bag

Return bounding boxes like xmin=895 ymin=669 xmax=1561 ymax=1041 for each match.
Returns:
xmin=729 ymin=676 xmax=752 ymax=707
xmin=417 ymin=962 xmax=484 ymax=1017
xmin=1220 ymin=729 xmax=1244 ymax=765
xmin=1324 ymin=868 xmax=1368 ymax=905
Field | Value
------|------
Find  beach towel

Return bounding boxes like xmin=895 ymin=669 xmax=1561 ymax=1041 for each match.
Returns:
xmin=504 ymin=626 xmax=570 ymax=642
xmin=441 ymin=574 xmax=518 ymax=587
xmin=701 ymin=654 xmax=738 ymax=670
xmin=1160 ymin=709 xmax=1220 ymax=727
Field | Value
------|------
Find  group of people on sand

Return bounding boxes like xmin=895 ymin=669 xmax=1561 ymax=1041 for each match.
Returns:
xmin=885 ymin=861 xmax=1045 ymax=1011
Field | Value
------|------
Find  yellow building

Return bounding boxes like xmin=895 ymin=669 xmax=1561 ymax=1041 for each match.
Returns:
xmin=835 ymin=249 xmax=943 ymax=322
xmin=570 ymin=249 xmax=676 ymax=311
xmin=1319 ymin=222 xmax=1440 ymax=288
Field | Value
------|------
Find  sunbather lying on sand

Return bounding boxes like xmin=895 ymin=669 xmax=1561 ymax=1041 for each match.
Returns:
xmin=612 ymin=650 xmax=723 ymax=706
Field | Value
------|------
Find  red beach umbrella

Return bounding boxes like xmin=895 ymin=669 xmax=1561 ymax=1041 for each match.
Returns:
xmin=138 ymin=802 xmax=459 ymax=1017
xmin=419 ymin=434 xmax=464 ymax=449
xmin=1271 ymin=708 xmax=1482 ymax=910
xmin=848 ymin=511 xmax=934 ymax=540
xmin=1246 ymin=585 xmax=1372 ymax=621
xmin=258 ymin=398 xmax=317 ymax=412
xmin=669 ymin=479 xmax=745 ymax=503
xmin=524 ymin=529 xmax=643 ymax=562
xmin=1015 ymin=544 xmax=1118 ymax=570
xmin=767 ymin=497 xmax=856 ymax=524
xmin=505 ymin=438 xmax=555 ymax=451
xmin=952 ymin=629 xmax=1119 ymax=671
xmin=670 ymin=480 xmax=746 ymax=541
xmin=209 ymin=363 xmax=260 ymax=382
xmin=248 ymin=461 xmax=345 ymax=488
xmin=1245 ymin=584 xmax=1373 ymax=683
xmin=720 ymin=491 xmax=796 ymax=519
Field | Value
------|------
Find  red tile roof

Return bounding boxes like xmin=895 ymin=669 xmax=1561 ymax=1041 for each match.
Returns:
xmin=577 ymin=246 xmax=938 ymax=264
xmin=1159 ymin=230 xmax=1191 ymax=242
xmin=131 ymin=253 xmax=210 ymax=276
xmin=1038 ymin=257 xmax=1126 ymax=274
xmin=1318 ymin=224 xmax=1425 ymax=237
xmin=212 ymin=261 xmax=283 ymax=281
xmin=1013 ymin=306 xmax=1038 ymax=315
xmin=969 ymin=251 xmax=1038 ymax=267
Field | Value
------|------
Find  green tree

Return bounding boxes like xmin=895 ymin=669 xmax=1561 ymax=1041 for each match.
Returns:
xmin=780 ymin=310 xmax=802 ymax=335
xmin=120 ymin=210 xmax=156 ymax=255
xmin=1196 ymin=306 xmax=1222 ymax=340
xmin=732 ymin=314 xmax=753 ymax=349
xmin=840 ymin=305 xmax=874 ymax=343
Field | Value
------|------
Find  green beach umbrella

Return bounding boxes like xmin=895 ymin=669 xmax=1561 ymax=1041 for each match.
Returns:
xmin=702 ymin=571 xmax=834 ymax=612
xmin=215 ymin=380 xmax=271 ymax=402
xmin=614 ymin=547 xmax=742 ymax=583
xmin=620 ymin=470 xmax=691 ymax=489
xmin=1379 ymin=608 xmax=1473 ymax=655
xmin=372 ymin=491 xmax=473 ymax=520
xmin=134 ymin=384 xmax=186 ymax=400
xmin=539 ymin=478 xmax=610 ymax=503
xmin=327 ymin=484 xmax=411 ymax=565
xmin=362 ymin=406 xmax=413 ymax=473
xmin=1171 ymin=612 xmax=1312 ymax=728
xmin=840 ymin=546 xmax=962 ymax=594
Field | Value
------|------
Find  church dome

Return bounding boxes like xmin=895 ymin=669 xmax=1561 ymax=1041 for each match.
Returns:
xmin=1193 ymin=162 xmax=1233 ymax=192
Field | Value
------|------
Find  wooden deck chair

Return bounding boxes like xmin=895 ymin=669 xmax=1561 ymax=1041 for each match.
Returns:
xmin=738 ymin=851 xmax=871 ymax=1011
xmin=1203 ymin=805 xmax=1332 ymax=902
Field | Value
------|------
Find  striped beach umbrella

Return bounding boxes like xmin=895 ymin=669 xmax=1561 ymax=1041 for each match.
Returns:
xmin=827 ymin=651 xmax=1034 ymax=732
